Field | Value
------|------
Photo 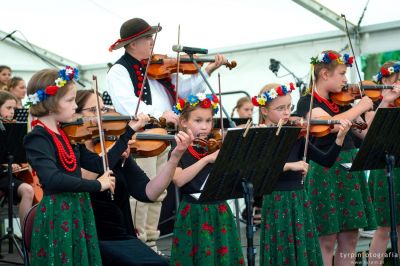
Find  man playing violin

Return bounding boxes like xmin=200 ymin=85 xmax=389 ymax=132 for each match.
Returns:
xmin=107 ymin=17 xmax=226 ymax=253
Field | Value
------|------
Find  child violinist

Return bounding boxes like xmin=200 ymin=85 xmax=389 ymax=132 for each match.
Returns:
xmin=23 ymin=66 xmax=150 ymax=265
xmin=295 ymin=51 xmax=400 ymax=265
xmin=252 ymin=82 xmax=352 ymax=265
xmin=170 ymin=93 xmax=245 ymax=266
xmin=368 ymin=61 xmax=400 ymax=265
xmin=74 ymin=89 xmax=192 ymax=266
xmin=0 ymin=91 xmax=34 ymax=223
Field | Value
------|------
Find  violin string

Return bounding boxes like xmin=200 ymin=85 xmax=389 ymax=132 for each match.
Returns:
xmin=341 ymin=14 xmax=364 ymax=97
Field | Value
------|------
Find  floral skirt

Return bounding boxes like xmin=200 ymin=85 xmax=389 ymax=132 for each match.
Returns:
xmin=170 ymin=199 xmax=245 ymax=266
xmin=30 ymin=192 xmax=102 ymax=266
xmin=368 ymin=168 xmax=400 ymax=227
xmin=305 ymin=149 xmax=377 ymax=236
xmin=260 ymin=189 xmax=323 ymax=266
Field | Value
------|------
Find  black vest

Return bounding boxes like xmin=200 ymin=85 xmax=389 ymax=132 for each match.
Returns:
xmin=114 ymin=53 xmax=177 ymax=105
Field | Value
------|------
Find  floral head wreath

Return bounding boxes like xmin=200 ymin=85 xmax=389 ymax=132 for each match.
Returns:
xmin=252 ymin=83 xmax=295 ymax=107
xmin=26 ymin=66 xmax=79 ymax=107
xmin=373 ymin=63 xmax=400 ymax=83
xmin=173 ymin=93 xmax=219 ymax=115
xmin=310 ymin=52 xmax=354 ymax=67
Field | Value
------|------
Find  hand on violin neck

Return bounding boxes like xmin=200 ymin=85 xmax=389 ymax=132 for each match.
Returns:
xmin=161 ymin=110 xmax=179 ymax=126
xmin=170 ymin=129 xmax=194 ymax=160
xmin=205 ymin=54 xmax=226 ymax=75
xmin=128 ymin=113 xmax=150 ymax=131
xmin=379 ymin=87 xmax=400 ymax=107
xmin=204 ymin=149 xmax=220 ymax=164
xmin=335 ymin=119 xmax=352 ymax=146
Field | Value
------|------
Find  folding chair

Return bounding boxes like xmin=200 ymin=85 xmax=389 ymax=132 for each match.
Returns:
xmin=22 ymin=204 xmax=38 ymax=266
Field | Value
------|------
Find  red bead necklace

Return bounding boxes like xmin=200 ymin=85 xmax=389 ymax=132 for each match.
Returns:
xmin=313 ymin=91 xmax=339 ymax=113
xmin=188 ymin=145 xmax=208 ymax=160
xmin=34 ymin=120 xmax=77 ymax=172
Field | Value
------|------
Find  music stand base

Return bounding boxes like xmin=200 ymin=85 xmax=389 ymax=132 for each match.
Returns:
xmin=386 ymin=154 xmax=399 ymax=265
xmin=242 ymin=179 xmax=256 ymax=266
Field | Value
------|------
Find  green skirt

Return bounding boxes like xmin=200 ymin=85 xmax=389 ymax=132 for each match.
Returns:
xmin=30 ymin=192 xmax=102 ymax=266
xmin=170 ymin=199 xmax=245 ymax=266
xmin=305 ymin=149 xmax=377 ymax=236
xmin=368 ymin=168 xmax=400 ymax=227
xmin=260 ymin=189 xmax=323 ymax=266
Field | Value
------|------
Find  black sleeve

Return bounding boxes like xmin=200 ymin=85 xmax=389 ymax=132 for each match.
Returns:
xmin=307 ymin=140 xmax=342 ymax=167
xmin=24 ymin=131 xmax=101 ymax=193
xmin=122 ymin=157 xmax=152 ymax=202
xmin=296 ymin=95 xmax=311 ymax=118
xmin=79 ymin=126 xmax=136 ymax=173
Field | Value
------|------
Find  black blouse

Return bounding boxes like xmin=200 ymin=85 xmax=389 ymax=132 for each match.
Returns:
xmin=177 ymin=147 xmax=213 ymax=195
xmin=90 ymin=156 xmax=151 ymax=240
xmin=296 ymin=94 xmax=355 ymax=151
xmin=24 ymin=125 xmax=135 ymax=195
xmin=274 ymin=137 xmax=341 ymax=191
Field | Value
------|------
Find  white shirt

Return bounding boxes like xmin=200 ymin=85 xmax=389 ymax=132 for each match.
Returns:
xmin=106 ymin=64 xmax=208 ymax=118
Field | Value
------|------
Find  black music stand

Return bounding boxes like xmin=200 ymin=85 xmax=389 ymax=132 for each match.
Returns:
xmin=347 ymin=108 xmax=400 ymax=265
xmin=213 ymin=118 xmax=250 ymax=128
xmin=0 ymin=122 xmax=27 ymax=263
xmin=13 ymin=109 xmax=29 ymax=123
xmin=198 ymin=126 xmax=300 ymax=266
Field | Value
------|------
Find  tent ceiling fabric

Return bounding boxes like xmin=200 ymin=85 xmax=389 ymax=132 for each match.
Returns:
xmin=1 ymin=0 xmax=399 ymax=65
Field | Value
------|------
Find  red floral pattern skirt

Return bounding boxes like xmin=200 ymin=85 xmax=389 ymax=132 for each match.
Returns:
xmin=368 ymin=168 xmax=400 ymax=227
xmin=30 ymin=192 xmax=102 ymax=265
xmin=170 ymin=199 xmax=245 ymax=266
xmin=306 ymin=149 xmax=377 ymax=236
xmin=260 ymin=189 xmax=323 ymax=266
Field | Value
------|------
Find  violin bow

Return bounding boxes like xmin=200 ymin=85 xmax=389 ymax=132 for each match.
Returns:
xmin=134 ymin=23 xmax=161 ymax=116
xmin=341 ymin=14 xmax=364 ymax=97
xmin=175 ymin=24 xmax=181 ymax=103
xmin=217 ymin=73 xmax=225 ymax=141
xmin=302 ymin=66 xmax=317 ymax=184
xmin=93 ymin=75 xmax=113 ymax=200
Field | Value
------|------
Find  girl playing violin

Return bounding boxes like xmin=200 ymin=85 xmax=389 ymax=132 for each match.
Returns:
xmin=368 ymin=61 xmax=400 ymax=265
xmin=75 ymin=89 xmax=192 ymax=266
xmin=170 ymin=93 xmax=245 ymax=266
xmin=296 ymin=50 xmax=400 ymax=266
xmin=0 ymin=90 xmax=34 ymax=224
xmin=252 ymin=83 xmax=352 ymax=266
xmin=23 ymin=66 xmax=148 ymax=265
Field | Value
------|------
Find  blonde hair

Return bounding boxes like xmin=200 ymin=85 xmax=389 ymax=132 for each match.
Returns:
xmin=231 ymin=96 xmax=251 ymax=117
xmin=27 ymin=69 xmax=74 ymax=117
xmin=257 ymin=83 xmax=281 ymax=124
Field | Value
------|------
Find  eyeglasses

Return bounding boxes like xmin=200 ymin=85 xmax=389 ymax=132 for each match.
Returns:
xmin=81 ymin=106 xmax=111 ymax=114
xmin=270 ymin=104 xmax=294 ymax=112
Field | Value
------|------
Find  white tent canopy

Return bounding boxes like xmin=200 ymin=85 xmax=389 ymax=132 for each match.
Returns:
xmin=1 ymin=0 xmax=399 ymax=116
xmin=1 ymin=0 xmax=399 ymax=65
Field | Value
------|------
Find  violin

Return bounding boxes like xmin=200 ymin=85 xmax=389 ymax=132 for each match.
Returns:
xmin=287 ymin=116 xmax=367 ymax=137
xmin=13 ymin=163 xmax=43 ymax=204
xmin=146 ymin=54 xmax=237 ymax=80
xmin=191 ymin=130 xmax=223 ymax=154
xmin=61 ymin=111 xmax=167 ymax=144
xmin=330 ymin=80 xmax=400 ymax=106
